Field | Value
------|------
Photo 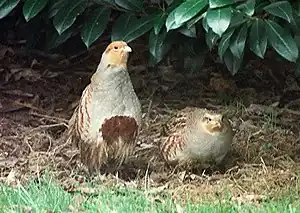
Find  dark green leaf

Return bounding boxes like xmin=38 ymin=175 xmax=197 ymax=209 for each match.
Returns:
xmin=249 ymin=19 xmax=267 ymax=58
xmin=81 ymin=7 xmax=111 ymax=48
xmin=112 ymin=13 xmax=157 ymax=43
xmin=165 ymin=0 xmax=174 ymax=5
xmin=100 ymin=0 xmax=115 ymax=4
xmin=0 ymin=0 xmax=20 ymax=19
xmin=166 ymin=0 xmax=208 ymax=31
xmin=178 ymin=25 xmax=197 ymax=38
xmin=23 ymin=0 xmax=49 ymax=21
xmin=229 ymin=23 xmax=248 ymax=58
xmin=206 ymin=28 xmax=220 ymax=49
xmin=111 ymin=13 xmax=135 ymax=41
xmin=206 ymin=7 xmax=232 ymax=36
xmin=165 ymin=8 xmax=180 ymax=31
xmin=202 ymin=15 xmax=209 ymax=32
xmin=218 ymin=28 xmax=235 ymax=58
xmin=236 ymin=0 xmax=255 ymax=16
xmin=228 ymin=10 xmax=247 ymax=28
xmin=223 ymin=49 xmax=243 ymax=75
xmin=115 ymin=0 xmax=143 ymax=12
xmin=265 ymin=19 xmax=298 ymax=62
xmin=263 ymin=1 xmax=293 ymax=23
xmin=46 ymin=26 xmax=75 ymax=50
xmin=186 ymin=13 xmax=203 ymax=29
xmin=48 ymin=0 xmax=66 ymax=18
xmin=149 ymin=29 xmax=176 ymax=65
xmin=154 ymin=13 xmax=167 ymax=35
xmin=53 ymin=0 xmax=88 ymax=34
xmin=174 ymin=0 xmax=208 ymax=26
xmin=209 ymin=0 xmax=234 ymax=9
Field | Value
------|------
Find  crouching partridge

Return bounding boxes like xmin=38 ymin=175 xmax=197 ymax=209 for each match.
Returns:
xmin=67 ymin=41 xmax=142 ymax=173
xmin=160 ymin=107 xmax=233 ymax=169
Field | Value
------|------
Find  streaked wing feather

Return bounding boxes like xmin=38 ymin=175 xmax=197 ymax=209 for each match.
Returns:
xmin=67 ymin=85 xmax=93 ymax=147
xmin=161 ymin=132 xmax=186 ymax=162
xmin=163 ymin=107 xmax=196 ymax=135
xmin=161 ymin=107 xmax=196 ymax=163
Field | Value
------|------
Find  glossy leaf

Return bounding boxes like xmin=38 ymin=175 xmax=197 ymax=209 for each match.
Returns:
xmin=206 ymin=28 xmax=219 ymax=49
xmin=223 ymin=49 xmax=243 ymax=75
xmin=0 ymin=0 xmax=20 ymax=19
xmin=265 ymin=19 xmax=298 ymax=62
xmin=218 ymin=28 xmax=235 ymax=58
xmin=81 ymin=7 xmax=111 ymax=48
xmin=53 ymin=0 xmax=88 ymax=34
xmin=209 ymin=0 xmax=234 ymax=9
xmin=149 ymin=29 xmax=176 ymax=65
xmin=111 ymin=13 xmax=135 ymax=41
xmin=48 ymin=0 xmax=66 ymax=18
xmin=23 ymin=0 xmax=49 ymax=21
xmin=187 ymin=13 xmax=203 ymax=29
xmin=115 ymin=0 xmax=143 ymax=12
xmin=112 ymin=13 xmax=157 ymax=43
xmin=202 ymin=14 xmax=209 ymax=32
xmin=249 ymin=19 xmax=267 ymax=58
xmin=178 ymin=25 xmax=197 ymax=38
xmin=46 ymin=26 xmax=75 ymax=50
xmin=174 ymin=0 xmax=207 ymax=26
xmin=228 ymin=11 xmax=247 ymax=28
xmin=154 ymin=13 xmax=167 ymax=35
xmin=229 ymin=23 xmax=248 ymax=58
xmin=166 ymin=0 xmax=208 ymax=31
xmin=206 ymin=7 xmax=232 ymax=37
xmin=263 ymin=1 xmax=293 ymax=23
xmin=236 ymin=0 xmax=255 ymax=16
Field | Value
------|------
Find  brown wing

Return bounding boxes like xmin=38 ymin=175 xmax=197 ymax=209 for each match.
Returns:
xmin=162 ymin=107 xmax=196 ymax=135
xmin=67 ymin=85 xmax=93 ymax=148
xmin=160 ymin=132 xmax=186 ymax=164
xmin=160 ymin=107 xmax=194 ymax=164
xmin=67 ymin=85 xmax=106 ymax=172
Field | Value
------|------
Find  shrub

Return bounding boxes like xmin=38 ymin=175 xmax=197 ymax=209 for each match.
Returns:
xmin=0 ymin=0 xmax=299 ymax=75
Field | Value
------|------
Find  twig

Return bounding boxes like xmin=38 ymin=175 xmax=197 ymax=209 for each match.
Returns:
xmin=30 ymin=123 xmax=68 ymax=132
xmin=30 ymin=111 xmax=69 ymax=123
xmin=14 ymin=100 xmax=41 ymax=111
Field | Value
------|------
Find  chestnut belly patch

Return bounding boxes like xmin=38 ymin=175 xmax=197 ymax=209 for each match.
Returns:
xmin=101 ymin=115 xmax=138 ymax=144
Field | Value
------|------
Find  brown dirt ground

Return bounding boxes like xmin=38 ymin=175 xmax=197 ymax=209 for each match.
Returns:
xmin=0 ymin=41 xmax=300 ymax=203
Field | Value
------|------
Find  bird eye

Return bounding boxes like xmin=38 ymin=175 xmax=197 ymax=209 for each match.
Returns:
xmin=204 ymin=117 xmax=212 ymax=122
xmin=114 ymin=46 xmax=119 ymax=50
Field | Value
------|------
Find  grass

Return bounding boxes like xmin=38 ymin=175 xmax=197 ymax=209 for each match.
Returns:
xmin=0 ymin=175 xmax=299 ymax=213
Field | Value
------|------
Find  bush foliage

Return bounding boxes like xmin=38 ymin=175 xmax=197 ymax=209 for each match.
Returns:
xmin=0 ymin=0 xmax=300 ymax=74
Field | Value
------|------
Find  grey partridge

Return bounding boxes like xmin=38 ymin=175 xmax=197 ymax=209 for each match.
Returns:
xmin=160 ymin=107 xmax=233 ymax=169
xmin=67 ymin=41 xmax=142 ymax=173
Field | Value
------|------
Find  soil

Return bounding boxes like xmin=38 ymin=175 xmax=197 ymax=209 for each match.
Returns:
xmin=0 ymin=39 xmax=300 ymax=204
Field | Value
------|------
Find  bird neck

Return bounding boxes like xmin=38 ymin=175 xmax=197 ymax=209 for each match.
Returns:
xmin=90 ymin=65 xmax=131 ymax=90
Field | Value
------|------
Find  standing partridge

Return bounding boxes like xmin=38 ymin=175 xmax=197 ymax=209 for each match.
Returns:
xmin=67 ymin=41 xmax=142 ymax=173
xmin=160 ymin=107 xmax=233 ymax=169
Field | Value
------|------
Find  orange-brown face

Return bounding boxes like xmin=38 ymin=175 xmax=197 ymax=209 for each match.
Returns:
xmin=200 ymin=113 xmax=227 ymax=134
xmin=103 ymin=41 xmax=132 ymax=68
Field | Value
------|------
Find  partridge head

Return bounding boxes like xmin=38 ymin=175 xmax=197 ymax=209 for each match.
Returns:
xmin=67 ymin=41 xmax=142 ymax=173
xmin=161 ymin=107 xmax=233 ymax=169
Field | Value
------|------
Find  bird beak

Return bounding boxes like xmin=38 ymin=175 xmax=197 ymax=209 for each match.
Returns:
xmin=214 ymin=122 xmax=222 ymax=129
xmin=123 ymin=45 xmax=132 ymax=52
